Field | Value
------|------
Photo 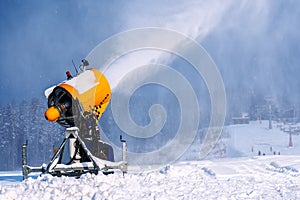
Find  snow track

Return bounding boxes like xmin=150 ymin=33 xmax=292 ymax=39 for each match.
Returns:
xmin=1 ymin=156 xmax=300 ymax=199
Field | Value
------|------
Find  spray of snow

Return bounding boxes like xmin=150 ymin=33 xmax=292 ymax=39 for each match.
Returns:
xmin=101 ymin=0 xmax=271 ymax=90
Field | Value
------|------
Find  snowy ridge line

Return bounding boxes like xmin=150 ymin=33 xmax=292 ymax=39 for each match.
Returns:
xmin=267 ymin=162 xmax=299 ymax=177
xmin=201 ymin=167 xmax=216 ymax=177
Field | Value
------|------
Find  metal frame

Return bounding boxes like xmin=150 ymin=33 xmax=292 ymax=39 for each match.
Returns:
xmin=22 ymin=127 xmax=127 ymax=179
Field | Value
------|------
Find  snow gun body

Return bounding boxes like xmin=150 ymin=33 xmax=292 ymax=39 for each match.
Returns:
xmin=22 ymin=64 xmax=127 ymax=179
xmin=44 ymin=68 xmax=111 ymax=127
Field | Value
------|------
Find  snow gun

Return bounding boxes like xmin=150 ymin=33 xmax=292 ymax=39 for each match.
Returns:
xmin=22 ymin=59 xmax=127 ymax=179
xmin=44 ymin=67 xmax=111 ymax=127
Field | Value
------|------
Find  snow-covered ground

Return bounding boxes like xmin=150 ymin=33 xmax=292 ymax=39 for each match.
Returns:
xmin=1 ymin=120 xmax=300 ymax=199
xmin=1 ymin=156 xmax=300 ymax=199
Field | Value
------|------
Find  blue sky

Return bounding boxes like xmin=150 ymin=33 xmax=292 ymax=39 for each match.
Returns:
xmin=0 ymin=0 xmax=299 ymax=114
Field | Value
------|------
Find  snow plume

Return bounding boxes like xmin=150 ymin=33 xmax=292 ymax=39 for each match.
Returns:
xmin=85 ymin=0 xmax=241 ymax=170
xmin=98 ymin=0 xmax=277 ymax=108
xmin=99 ymin=0 xmax=237 ymax=88
xmin=122 ymin=0 xmax=272 ymax=44
xmin=114 ymin=0 xmax=300 ymax=116
xmin=122 ymin=0 xmax=233 ymax=39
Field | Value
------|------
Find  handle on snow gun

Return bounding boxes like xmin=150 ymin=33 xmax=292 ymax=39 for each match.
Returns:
xmin=120 ymin=135 xmax=127 ymax=164
xmin=22 ymin=140 xmax=46 ymax=180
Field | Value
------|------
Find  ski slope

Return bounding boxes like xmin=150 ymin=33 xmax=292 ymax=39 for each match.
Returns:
xmin=226 ymin=120 xmax=300 ymax=157
xmin=1 ymin=121 xmax=300 ymax=199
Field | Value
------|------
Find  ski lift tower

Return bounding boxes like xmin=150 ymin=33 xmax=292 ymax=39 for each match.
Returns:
xmin=288 ymin=125 xmax=293 ymax=147
xmin=269 ymin=104 xmax=272 ymax=129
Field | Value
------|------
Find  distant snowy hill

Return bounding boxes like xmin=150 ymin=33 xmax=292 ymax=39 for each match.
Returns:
xmin=181 ymin=120 xmax=300 ymax=161
xmin=225 ymin=120 xmax=300 ymax=157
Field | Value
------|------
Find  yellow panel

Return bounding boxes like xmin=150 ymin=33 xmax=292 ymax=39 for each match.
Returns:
xmin=59 ymin=83 xmax=80 ymax=98
xmin=58 ymin=68 xmax=111 ymax=120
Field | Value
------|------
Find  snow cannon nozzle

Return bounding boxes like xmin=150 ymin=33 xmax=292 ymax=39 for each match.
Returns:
xmin=45 ymin=106 xmax=60 ymax=122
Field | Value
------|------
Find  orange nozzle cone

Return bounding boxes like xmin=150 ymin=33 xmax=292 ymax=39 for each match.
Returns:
xmin=45 ymin=106 xmax=60 ymax=122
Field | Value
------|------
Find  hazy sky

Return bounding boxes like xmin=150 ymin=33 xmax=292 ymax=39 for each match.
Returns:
xmin=0 ymin=1 xmax=127 ymax=105
xmin=0 ymin=0 xmax=299 ymax=114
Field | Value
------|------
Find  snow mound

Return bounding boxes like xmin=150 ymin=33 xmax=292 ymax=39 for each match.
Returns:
xmin=201 ymin=167 xmax=216 ymax=177
xmin=267 ymin=162 xmax=299 ymax=177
